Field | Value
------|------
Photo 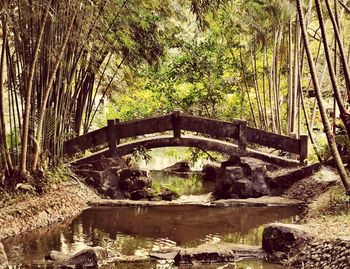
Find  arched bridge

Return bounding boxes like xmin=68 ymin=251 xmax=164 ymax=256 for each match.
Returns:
xmin=64 ymin=111 xmax=308 ymax=167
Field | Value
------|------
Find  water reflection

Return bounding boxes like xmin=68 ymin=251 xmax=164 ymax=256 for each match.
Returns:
xmin=150 ymin=171 xmax=215 ymax=195
xmin=138 ymin=148 xmax=211 ymax=171
xmin=3 ymin=205 xmax=300 ymax=266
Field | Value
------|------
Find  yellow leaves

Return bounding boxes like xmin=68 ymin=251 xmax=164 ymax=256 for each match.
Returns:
xmin=174 ymin=82 xmax=194 ymax=99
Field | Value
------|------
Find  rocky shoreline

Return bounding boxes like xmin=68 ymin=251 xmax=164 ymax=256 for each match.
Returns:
xmin=0 ymin=154 xmax=348 ymax=269
xmin=262 ymin=223 xmax=350 ymax=269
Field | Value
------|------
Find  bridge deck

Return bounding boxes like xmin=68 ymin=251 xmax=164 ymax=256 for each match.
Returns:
xmin=64 ymin=111 xmax=308 ymax=166
xmin=71 ymin=135 xmax=300 ymax=167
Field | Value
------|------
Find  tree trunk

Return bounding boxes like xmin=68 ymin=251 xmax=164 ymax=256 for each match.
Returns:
xmin=0 ymin=15 xmax=13 ymax=174
xmin=325 ymin=0 xmax=350 ymax=102
xmin=297 ymin=0 xmax=350 ymax=195
xmin=20 ymin=5 xmax=49 ymax=173
xmin=314 ymin=0 xmax=350 ymax=139
xmin=32 ymin=11 xmax=77 ymax=171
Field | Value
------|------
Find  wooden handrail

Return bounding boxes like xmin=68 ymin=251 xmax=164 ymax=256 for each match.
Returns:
xmin=63 ymin=110 xmax=308 ymax=164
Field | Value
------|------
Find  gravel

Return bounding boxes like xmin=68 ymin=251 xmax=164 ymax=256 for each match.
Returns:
xmin=291 ymin=238 xmax=350 ymax=269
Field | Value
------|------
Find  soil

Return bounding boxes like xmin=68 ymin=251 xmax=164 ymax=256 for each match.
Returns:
xmin=0 ymin=180 xmax=98 ymax=240
xmin=283 ymin=166 xmax=339 ymax=202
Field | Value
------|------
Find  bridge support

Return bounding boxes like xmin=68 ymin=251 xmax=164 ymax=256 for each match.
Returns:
xmin=107 ymin=119 xmax=120 ymax=156
xmin=171 ymin=109 xmax=181 ymax=139
xmin=299 ymin=135 xmax=308 ymax=165
xmin=238 ymin=121 xmax=247 ymax=153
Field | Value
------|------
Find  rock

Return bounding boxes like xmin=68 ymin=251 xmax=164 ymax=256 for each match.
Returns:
xmin=99 ymin=169 xmax=120 ymax=190
xmin=74 ymin=169 xmax=103 ymax=188
xmin=48 ymin=247 xmax=118 ymax=267
xmin=46 ymin=250 xmax=70 ymax=262
xmin=176 ymin=243 xmax=266 ymax=265
xmin=149 ymin=248 xmax=180 ymax=261
xmin=223 ymin=166 xmax=245 ymax=181
xmin=75 ymin=167 xmax=120 ymax=197
xmin=130 ymin=188 xmax=157 ymax=200
xmin=0 ymin=243 xmax=8 ymax=269
xmin=160 ymin=189 xmax=180 ymax=201
xmin=202 ymin=164 xmax=221 ymax=181
xmin=90 ymin=157 xmax=126 ymax=171
xmin=119 ymin=168 xmax=151 ymax=193
xmin=262 ymin=223 xmax=311 ymax=256
xmin=229 ymin=179 xmax=262 ymax=198
xmin=15 ymin=183 xmax=36 ymax=193
xmin=249 ymin=164 xmax=269 ymax=196
xmin=291 ymin=238 xmax=350 ymax=269
xmin=221 ymin=156 xmax=241 ymax=169
xmin=164 ymin=161 xmax=190 ymax=173
xmin=213 ymin=162 xmax=269 ymax=199
xmin=119 ymin=168 xmax=148 ymax=181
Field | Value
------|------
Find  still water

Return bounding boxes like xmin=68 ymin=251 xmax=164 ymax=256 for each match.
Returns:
xmin=3 ymin=205 xmax=300 ymax=268
xmin=3 ymin=148 xmax=298 ymax=268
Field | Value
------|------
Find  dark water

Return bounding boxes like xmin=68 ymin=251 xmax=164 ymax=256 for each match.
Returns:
xmin=3 ymin=205 xmax=300 ymax=268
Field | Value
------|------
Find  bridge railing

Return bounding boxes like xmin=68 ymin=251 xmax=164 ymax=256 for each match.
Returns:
xmin=63 ymin=110 xmax=308 ymax=164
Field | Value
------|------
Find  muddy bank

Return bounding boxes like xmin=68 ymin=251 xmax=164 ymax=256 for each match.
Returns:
xmin=0 ymin=181 xmax=98 ymax=240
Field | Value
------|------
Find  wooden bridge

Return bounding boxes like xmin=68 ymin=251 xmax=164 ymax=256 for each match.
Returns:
xmin=64 ymin=111 xmax=308 ymax=167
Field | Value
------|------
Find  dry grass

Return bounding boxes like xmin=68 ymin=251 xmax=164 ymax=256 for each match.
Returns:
xmin=304 ymin=185 xmax=350 ymax=239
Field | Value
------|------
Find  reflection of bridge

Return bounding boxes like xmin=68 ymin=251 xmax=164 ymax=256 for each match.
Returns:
xmin=64 ymin=111 xmax=308 ymax=166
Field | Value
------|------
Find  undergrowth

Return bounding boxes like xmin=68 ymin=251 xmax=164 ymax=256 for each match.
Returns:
xmin=43 ymin=164 xmax=75 ymax=184
xmin=0 ymin=164 xmax=75 ymax=207
xmin=305 ymin=186 xmax=350 ymax=238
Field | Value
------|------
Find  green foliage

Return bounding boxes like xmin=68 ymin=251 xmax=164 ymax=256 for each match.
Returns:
xmin=308 ymin=134 xmax=331 ymax=164
xmin=151 ymin=174 xmax=203 ymax=195
xmin=327 ymin=187 xmax=350 ymax=215
xmin=164 ymin=148 xmax=182 ymax=160
xmin=132 ymin=146 xmax=152 ymax=164
xmin=44 ymin=165 xmax=75 ymax=184
xmin=184 ymin=148 xmax=223 ymax=166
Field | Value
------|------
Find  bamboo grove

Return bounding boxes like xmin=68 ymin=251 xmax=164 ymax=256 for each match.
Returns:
xmin=0 ymin=0 xmax=350 ymax=193
xmin=0 ymin=0 xmax=182 ymax=176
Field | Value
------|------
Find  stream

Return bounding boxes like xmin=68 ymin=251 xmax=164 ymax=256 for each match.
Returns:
xmin=3 ymin=148 xmax=299 ymax=268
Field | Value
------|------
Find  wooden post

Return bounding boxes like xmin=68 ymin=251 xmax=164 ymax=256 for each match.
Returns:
xmin=107 ymin=119 xmax=117 ymax=156
xmin=300 ymin=134 xmax=308 ymax=165
xmin=290 ymin=133 xmax=298 ymax=160
xmin=115 ymin=118 xmax=120 ymax=145
xmin=172 ymin=109 xmax=181 ymax=139
xmin=238 ymin=121 xmax=247 ymax=153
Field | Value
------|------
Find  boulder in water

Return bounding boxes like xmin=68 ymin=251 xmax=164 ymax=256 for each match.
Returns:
xmin=130 ymin=188 xmax=157 ymax=200
xmin=119 ymin=168 xmax=151 ymax=193
xmin=160 ymin=188 xmax=180 ymax=201
xmin=262 ymin=223 xmax=311 ymax=261
xmin=90 ymin=157 xmax=126 ymax=171
xmin=202 ymin=164 xmax=221 ymax=181
xmin=164 ymin=161 xmax=191 ymax=173
xmin=47 ymin=246 xmax=118 ymax=267
xmin=213 ymin=158 xmax=270 ymax=199
xmin=220 ymin=156 xmax=241 ymax=169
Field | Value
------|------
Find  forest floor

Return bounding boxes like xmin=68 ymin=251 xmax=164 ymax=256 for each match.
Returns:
xmin=283 ymin=166 xmax=350 ymax=238
xmin=303 ymin=185 xmax=350 ymax=239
